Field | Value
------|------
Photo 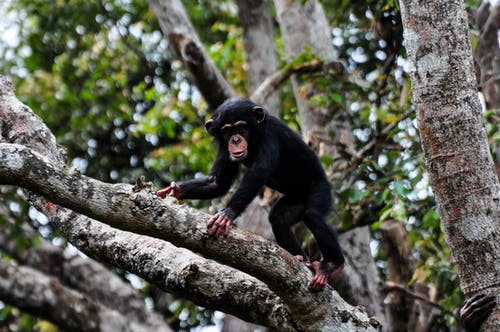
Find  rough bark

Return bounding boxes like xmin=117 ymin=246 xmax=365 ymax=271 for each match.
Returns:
xmin=0 ymin=77 xmax=295 ymax=330
xmin=475 ymin=0 xmax=500 ymax=179
xmin=335 ymin=226 xmax=385 ymax=325
xmin=0 ymin=142 xmax=376 ymax=331
xmin=236 ymin=0 xmax=280 ymax=115
xmin=147 ymin=0 xmax=235 ymax=109
xmin=399 ymin=1 xmax=500 ymax=331
xmin=48 ymin=207 xmax=295 ymax=331
xmin=0 ymin=259 xmax=163 ymax=332
xmin=0 ymin=76 xmax=377 ymax=331
xmin=0 ymin=212 xmax=168 ymax=329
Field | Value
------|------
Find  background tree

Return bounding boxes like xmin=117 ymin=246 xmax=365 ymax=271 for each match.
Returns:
xmin=399 ymin=0 xmax=500 ymax=330
xmin=0 ymin=0 xmax=497 ymax=331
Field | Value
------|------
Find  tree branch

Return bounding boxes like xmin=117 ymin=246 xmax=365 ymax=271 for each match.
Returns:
xmin=0 ymin=142 xmax=372 ymax=330
xmin=47 ymin=206 xmax=295 ymax=330
xmin=0 ymin=259 xmax=164 ymax=332
xmin=385 ymin=281 xmax=458 ymax=318
xmin=147 ymin=0 xmax=235 ymax=109
xmin=0 ymin=205 xmax=168 ymax=329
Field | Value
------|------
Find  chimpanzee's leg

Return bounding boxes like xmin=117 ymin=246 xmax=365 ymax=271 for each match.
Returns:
xmin=303 ymin=180 xmax=345 ymax=290
xmin=269 ymin=196 xmax=306 ymax=259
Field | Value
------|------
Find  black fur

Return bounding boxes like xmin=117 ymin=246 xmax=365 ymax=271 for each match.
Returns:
xmin=178 ymin=98 xmax=345 ymax=265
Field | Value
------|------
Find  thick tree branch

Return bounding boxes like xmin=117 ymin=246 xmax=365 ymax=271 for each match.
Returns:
xmin=147 ymin=0 xmax=235 ymax=109
xmin=0 ymin=206 xmax=168 ymax=329
xmin=46 ymin=206 xmax=295 ymax=330
xmin=0 ymin=76 xmax=378 ymax=331
xmin=0 ymin=189 xmax=294 ymax=330
xmin=0 ymin=259 xmax=162 ymax=332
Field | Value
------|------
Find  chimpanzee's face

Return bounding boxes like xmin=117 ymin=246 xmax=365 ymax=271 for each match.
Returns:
xmin=204 ymin=98 xmax=266 ymax=162
xmin=221 ymin=120 xmax=249 ymax=161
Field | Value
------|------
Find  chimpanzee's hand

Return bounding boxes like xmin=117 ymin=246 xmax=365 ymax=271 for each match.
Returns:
xmin=156 ymin=182 xmax=182 ymax=199
xmin=460 ymin=293 xmax=496 ymax=332
xmin=207 ymin=208 xmax=236 ymax=238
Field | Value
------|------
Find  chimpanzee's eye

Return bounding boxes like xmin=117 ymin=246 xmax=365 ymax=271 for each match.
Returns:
xmin=221 ymin=125 xmax=232 ymax=140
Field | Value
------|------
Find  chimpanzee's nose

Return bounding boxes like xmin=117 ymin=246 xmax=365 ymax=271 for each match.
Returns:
xmin=232 ymin=136 xmax=241 ymax=145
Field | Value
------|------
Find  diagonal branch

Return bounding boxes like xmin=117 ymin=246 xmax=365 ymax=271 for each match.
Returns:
xmin=0 ymin=207 xmax=168 ymax=329
xmin=148 ymin=0 xmax=235 ymax=109
xmin=0 ymin=258 xmax=165 ymax=332
xmin=46 ymin=205 xmax=295 ymax=330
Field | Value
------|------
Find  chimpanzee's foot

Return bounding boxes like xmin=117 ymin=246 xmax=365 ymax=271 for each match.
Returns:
xmin=306 ymin=261 xmax=345 ymax=291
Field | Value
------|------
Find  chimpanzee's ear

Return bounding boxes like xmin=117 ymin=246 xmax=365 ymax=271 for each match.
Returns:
xmin=252 ymin=106 xmax=266 ymax=123
xmin=204 ymin=119 xmax=214 ymax=135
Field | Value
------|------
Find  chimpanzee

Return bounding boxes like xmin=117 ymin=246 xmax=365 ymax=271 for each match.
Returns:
xmin=157 ymin=98 xmax=345 ymax=291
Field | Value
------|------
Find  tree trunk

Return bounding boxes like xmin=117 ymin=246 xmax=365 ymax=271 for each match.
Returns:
xmin=399 ymin=1 xmax=500 ymax=331
xmin=380 ymin=220 xmax=413 ymax=332
xmin=274 ymin=0 xmax=339 ymax=136
xmin=474 ymin=0 xmax=500 ymax=179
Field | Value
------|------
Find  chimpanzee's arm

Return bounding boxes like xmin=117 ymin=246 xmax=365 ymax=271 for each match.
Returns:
xmin=159 ymin=146 xmax=239 ymax=200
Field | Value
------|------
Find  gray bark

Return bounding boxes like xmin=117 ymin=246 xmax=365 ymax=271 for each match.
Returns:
xmin=475 ymin=0 xmax=500 ymax=109
xmin=274 ymin=0 xmax=339 ymax=135
xmin=336 ymin=226 xmax=385 ymax=325
xmin=379 ymin=220 xmax=413 ymax=332
xmin=0 ymin=77 xmax=295 ymax=330
xmin=399 ymin=1 xmax=500 ymax=331
xmin=50 ymin=208 xmax=294 ymax=330
xmin=475 ymin=0 xmax=500 ymax=179
xmin=0 ymin=212 xmax=168 ymax=329
xmin=0 ymin=259 xmax=163 ymax=332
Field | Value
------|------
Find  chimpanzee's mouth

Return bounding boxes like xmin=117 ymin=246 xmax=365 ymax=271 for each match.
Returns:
xmin=230 ymin=150 xmax=247 ymax=161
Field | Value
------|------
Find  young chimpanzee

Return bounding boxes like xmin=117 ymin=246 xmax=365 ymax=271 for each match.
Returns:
xmin=157 ymin=98 xmax=345 ymax=291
